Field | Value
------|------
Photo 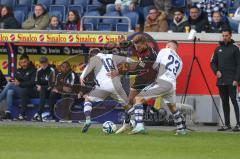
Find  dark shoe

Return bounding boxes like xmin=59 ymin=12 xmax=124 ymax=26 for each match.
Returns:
xmin=16 ymin=114 xmax=27 ymax=121
xmin=2 ymin=112 xmax=13 ymax=120
xmin=232 ymin=125 xmax=240 ymax=132
xmin=82 ymin=122 xmax=91 ymax=133
xmin=217 ymin=126 xmax=232 ymax=131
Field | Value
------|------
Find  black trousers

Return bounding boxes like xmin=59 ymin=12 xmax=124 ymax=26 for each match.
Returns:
xmin=218 ymin=85 xmax=240 ymax=126
xmin=38 ymin=86 xmax=50 ymax=114
xmin=20 ymin=88 xmax=38 ymax=115
xmin=48 ymin=91 xmax=70 ymax=118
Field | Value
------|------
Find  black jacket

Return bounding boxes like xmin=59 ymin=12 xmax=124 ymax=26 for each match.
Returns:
xmin=170 ymin=16 xmax=190 ymax=32
xmin=0 ymin=69 xmax=7 ymax=90
xmin=35 ymin=65 xmax=56 ymax=86
xmin=210 ymin=40 xmax=240 ymax=85
xmin=0 ymin=15 xmax=21 ymax=29
xmin=188 ymin=13 xmax=209 ymax=33
xmin=15 ymin=62 xmax=36 ymax=88
xmin=207 ymin=21 xmax=230 ymax=33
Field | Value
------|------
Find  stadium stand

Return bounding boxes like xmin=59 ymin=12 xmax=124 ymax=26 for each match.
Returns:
xmin=0 ymin=0 xmax=16 ymax=8
xmin=49 ymin=5 xmax=66 ymax=22
xmin=13 ymin=10 xmax=26 ymax=24
xmin=68 ymin=5 xmax=84 ymax=17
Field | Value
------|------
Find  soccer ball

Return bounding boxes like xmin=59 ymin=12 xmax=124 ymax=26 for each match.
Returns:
xmin=102 ymin=121 xmax=117 ymax=134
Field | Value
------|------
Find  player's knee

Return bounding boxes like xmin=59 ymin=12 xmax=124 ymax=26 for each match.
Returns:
xmin=135 ymin=96 xmax=144 ymax=104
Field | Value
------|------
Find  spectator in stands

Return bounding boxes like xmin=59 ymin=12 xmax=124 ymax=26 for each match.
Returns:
xmin=0 ymin=69 xmax=7 ymax=92
xmin=129 ymin=0 xmax=154 ymax=31
xmin=207 ymin=11 xmax=230 ymax=33
xmin=114 ymin=0 xmax=131 ymax=14
xmin=0 ymin=5 xmax=20 ymax=29
xmin=65 ymin=10 xmax=81 ymax=31
xmin=47 ymin=16 xmax=63 ymax=30
xmin=33 ymin=57 xmax=56 ymax=121
xmin=170 ymin=9 xmax=190 ymax=32
xmin=22 ymin=3 xmax=50 ymax=30
xmin=0 ymin=55 xmax=37 ymax=120
xmin=188 ymin=6 xmax=209 ymax=32
xmin=98 ymin=0 xmax=115 ymax=15
xmin=47 ymin=61 xmax=79 ymax=120
xmin=144 ymin=6 xmax=168 ymax=32
xmin=153 ymin=0 xmax=171 ymax=15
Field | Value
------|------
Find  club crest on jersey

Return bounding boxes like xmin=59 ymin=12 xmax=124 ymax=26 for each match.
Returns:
xmin=218 ymin=49 xmax=222 ymax=52
xmin=139 ymin=61 xmax=145 ymax=68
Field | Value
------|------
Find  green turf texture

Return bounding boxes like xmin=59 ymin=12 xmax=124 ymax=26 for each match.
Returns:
xmin=0 ymin=125 xmax=239 ymax=159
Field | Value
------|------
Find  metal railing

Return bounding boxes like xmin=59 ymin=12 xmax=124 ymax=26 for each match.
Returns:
xmin=80 ymin=15 xmax=131 ymax=32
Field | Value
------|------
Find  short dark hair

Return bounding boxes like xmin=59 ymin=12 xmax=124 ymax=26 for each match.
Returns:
xmin=167 ymin=40 xmax=178 ymax=46
xmin=174 ymin=8 xmax=184 ymax=14
xmin=19 ymin=54 xmax=29 ymax=61
xmin=189 ymin=6 xmax=199 ymax=11
xmin=222 ymin=27 xmax=232 ymax=34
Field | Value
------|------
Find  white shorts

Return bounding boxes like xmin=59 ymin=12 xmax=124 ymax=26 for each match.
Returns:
xmin=139 ymin=79 xmax=175 ymax=104
xmin=87 ymin=84 xmax=128 ymax=105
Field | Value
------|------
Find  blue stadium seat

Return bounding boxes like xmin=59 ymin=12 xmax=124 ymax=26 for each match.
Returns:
xmin=14 ymin=10 xmax=26 ymax=23
xmin=14 ymin=5 xmax=29 ymax=17
xmin=171 ymin=0 xmax=186 ymax=8
xmin=17 ymin=0 xmax=34 ymax=10
xmin=54 ymin=0 xmax=70 ymax=6
xmin=91 ymin=0 xmax=102 ymax=5
xmin=122 ymin=12 xmax=139 ymax=29
xmin=36 ymin=0 xmax=54 ymax=9
xmin=97 ymin=23 xmax=113 ymax=31
xmin=83 ymin=23 xmax=94 ymax=31
xmin=106 ymin=4 xmax=115 ymax=13
xmin=68 ymin=5 xmax=83 ymax=17
xmin=102 ymin=11 xmax=120 ymax=30
xmin=87 ymin=4 xmax=101 ymax=12
xmin=0 ymin=0 xmax=16 ymax=7
xmin=143 ymin=6 xmax=151 ymax=20
xmin=83 ymin=11 xmax=100 ymax=29
xmin=116 ymin=23 xmax=129 ymax=32
xmin=73 ymin=0 xmax=89 ymax=11
xmin=50 ymin=5 xmax=66 ymax=22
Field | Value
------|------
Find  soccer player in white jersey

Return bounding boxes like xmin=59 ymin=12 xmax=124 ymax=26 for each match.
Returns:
xmin=80 ymin=51 xmax=135 ymax=133
xmin=130 ymin=40 xmax=186 ymax=135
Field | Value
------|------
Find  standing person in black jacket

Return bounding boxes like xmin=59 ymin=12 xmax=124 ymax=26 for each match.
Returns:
xmin=33 ymin=56 xmax=55 ymax=121
xmin=211 ymin=29 xmax=240 ymax=131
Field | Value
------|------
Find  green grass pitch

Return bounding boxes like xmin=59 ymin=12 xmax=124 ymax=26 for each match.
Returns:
xmin=0 ymin=125 xmax=239 ymax=159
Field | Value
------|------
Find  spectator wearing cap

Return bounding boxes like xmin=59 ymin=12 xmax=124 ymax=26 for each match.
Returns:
xmin=188 ymin=6 xmax=209 ymax=32
xmin=33 ymin=57 xmax=56 ymax=121
xmin=144 ymin=6 xmax=168 ymax=32
xmin=170 ymin=9 xmax=190 ymax=32
xmin=47 ymin=16 xmax=63 ymax=30
xmin=207 ymin=11 xmax=230 ymax=33
xmin=65 ymin=10 xmax=81 ymax=31
xmin=22 ymin=3 xmax=50 ymax=30
xmin=0 ymin=5 xmax=20 ymax=29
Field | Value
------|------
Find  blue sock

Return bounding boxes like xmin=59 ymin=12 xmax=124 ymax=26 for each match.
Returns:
xmin=84 ymin=102 xmax=92 ymax=123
